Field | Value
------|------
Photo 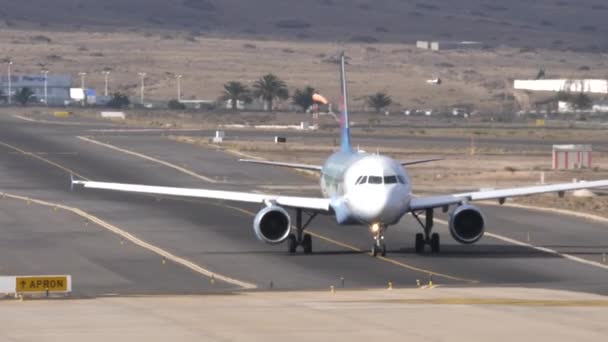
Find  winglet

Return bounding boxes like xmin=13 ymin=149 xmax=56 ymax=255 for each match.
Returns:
xmin=70 ymin=174 xmax=86 ymax=191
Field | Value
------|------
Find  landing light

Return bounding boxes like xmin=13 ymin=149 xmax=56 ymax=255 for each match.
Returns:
xmin=371 ymin=223 xmax=381 ymax=233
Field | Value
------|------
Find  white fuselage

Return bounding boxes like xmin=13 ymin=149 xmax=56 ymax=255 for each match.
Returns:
xmin=320 ymin=152 xmax=412 ymax=226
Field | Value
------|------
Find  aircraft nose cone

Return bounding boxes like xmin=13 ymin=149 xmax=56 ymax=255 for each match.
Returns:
xmin=349 ymin=189 xmax=389 ymax=222
xmin=349 ymin=187 xmax=407 ymax=224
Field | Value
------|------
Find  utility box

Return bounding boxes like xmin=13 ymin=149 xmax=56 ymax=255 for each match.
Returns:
xmin=552 ymin=145 xmax=592 ymax=170
xmin=416 ymin=41 xmax=429 ymax=50
xmin=212 ymin=131 xmax=225 ymax=144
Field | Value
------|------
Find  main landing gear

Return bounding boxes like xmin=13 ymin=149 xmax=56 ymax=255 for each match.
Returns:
xmin=411 ymin=208 xmax=440 ymax=253
xmin=287 ymin=209 xmax=317 ymax=254
xmin=370 ymin=224 xmax=387 ymax=257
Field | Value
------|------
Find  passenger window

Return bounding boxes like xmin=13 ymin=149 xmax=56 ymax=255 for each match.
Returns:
xmin=368 ymin=176 xmax=382 ymax=184
xmin=384 ymin=175 xmax=398 ymax=184
xmin=397 ymin=175 xmax=407 ymax=184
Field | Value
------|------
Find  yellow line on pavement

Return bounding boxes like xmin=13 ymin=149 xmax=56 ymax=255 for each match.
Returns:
xmin=219 ymin=203 xmax=477 ymax=283
xmin=346 ymin=298 xmax=608 ymax=307
xmin=3 ymin=136 xmax=477 ymax=285
xmin=0 ymin=140 xmax=89 ymax=180
xmin=429 ymin=214 xmax=608 ymax=272
xmin=77 ymin=136 xmax=218 ymax=183
xmin=0 ymin=191 xmax=257 ymax=290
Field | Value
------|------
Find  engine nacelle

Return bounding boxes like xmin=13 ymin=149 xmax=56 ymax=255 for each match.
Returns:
xmin=449 ymin=204 xmax=485 ymax=244
xmin=253 ymin=205 xmax=291 ymax=244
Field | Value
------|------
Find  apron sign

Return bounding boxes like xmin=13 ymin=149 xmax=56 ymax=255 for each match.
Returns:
xmin=15 ymin=276 xmax=69 ymax=293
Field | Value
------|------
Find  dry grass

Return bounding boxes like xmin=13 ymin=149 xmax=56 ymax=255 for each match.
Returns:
xmin=2 ymin=29 xmax=607 ymax=112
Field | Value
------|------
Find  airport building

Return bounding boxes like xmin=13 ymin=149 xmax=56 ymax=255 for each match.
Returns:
xmin=514 ymin=79 xmax=608 ymax=94
xmin=0 ymin=74 xmax=72 ymax=105
xmin=416 ymin=40 xmax=484 ymax=51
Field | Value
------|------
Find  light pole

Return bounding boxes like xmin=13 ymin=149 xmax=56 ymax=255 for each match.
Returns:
xmin=78 ymin=72 xmax=87 ymax=105
xmin=41 ymin=69 xmax=49 ymax=105
xmin=102 ymin=70 xmax=110 ymax=97
xmin=7 ymin=60 xmax=13 ymax=105
xmin=175 ymin=74 xmax=182 ymax=101
xmin=138 ymin=72 xmax=146 ymax=105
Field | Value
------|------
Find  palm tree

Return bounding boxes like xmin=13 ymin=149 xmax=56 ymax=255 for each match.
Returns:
xmin=107 ymin=92 xmax=130 ymax=109
xmin=292 ymin=86 xmax=316 ymax=111
xmin=252 ymin=74 xmax=289 ymax=111
xmin=366 ymin=92 xmax=392 ymax=113
xmin=220 ymin=81 xmax=251 ymax=111
xmin=15 ymin=87 xmax=35 ymax=106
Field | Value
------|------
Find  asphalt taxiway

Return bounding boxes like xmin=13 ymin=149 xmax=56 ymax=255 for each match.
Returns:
xmin=1 ymin=114 xmax=608 ymax=296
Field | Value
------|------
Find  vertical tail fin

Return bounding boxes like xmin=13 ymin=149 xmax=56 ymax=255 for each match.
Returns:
xmin=339 ymin=53 xmax=352 ymax=152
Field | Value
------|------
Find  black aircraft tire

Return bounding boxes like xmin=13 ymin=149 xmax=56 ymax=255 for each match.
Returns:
xmin=431 ymin=233 xmax=440 ymax=253
xmin=415 ymin=233 xmax=425 ymax=253
xmin=303 ymin=234 xmax=312 ymax=254
xmin=287 ymin=234 xmax=297 ymax=254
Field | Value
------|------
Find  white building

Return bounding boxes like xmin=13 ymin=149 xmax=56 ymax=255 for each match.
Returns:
xmin=430 ymin=41 xmax=483 ymax=51
xmin=514 ymin=79 xmax=608 ymax=94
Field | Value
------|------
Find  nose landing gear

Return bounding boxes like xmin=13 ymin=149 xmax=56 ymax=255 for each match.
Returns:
xmin=412 ymin=208 xmax=440 ymax=253
xmin=370 ymin=224 xmax=387 ymax=257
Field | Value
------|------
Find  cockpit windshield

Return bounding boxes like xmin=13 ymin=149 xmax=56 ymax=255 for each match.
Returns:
xmin=368 ymin=176 xmax=383 ymax=184
xmin=356 ymin=175 xmax=406 ymax=185
xmin=384 ymin=175 xmax=398 ymax=184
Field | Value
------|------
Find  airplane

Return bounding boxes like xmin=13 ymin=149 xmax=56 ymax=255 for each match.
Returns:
xmin=72 ymin=53 xmax=608 ymax=257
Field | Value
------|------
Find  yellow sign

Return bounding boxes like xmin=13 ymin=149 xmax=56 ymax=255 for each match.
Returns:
xmin=54 ymin=111 xmax=72 ymax=118
xmin=535 ymin=119 xmax=545 ymax=126
xmin=16 ymin=276 xmax=69 ymax=293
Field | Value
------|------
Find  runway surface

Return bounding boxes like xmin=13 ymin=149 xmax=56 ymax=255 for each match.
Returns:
xmin=1 ymin=114 xmax=608 ymax=296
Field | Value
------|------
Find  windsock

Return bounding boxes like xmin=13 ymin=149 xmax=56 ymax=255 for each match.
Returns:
xmin=312 ymin=93 xmax=329 ymax=105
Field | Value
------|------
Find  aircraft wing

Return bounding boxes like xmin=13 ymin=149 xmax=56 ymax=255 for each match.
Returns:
xmin=400 ymin=158 xmax=443 ymax=166
xmin=409 ymin=180 xmax=608 ymax=211
xmin=72 ymin=179 xmax=331 ymax=212
xmin=239 ymin=159 xmax=322 ymax=171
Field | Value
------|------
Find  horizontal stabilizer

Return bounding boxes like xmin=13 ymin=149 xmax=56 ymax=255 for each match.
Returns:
xmin=239 ymin=159 xmax=322 ymax=171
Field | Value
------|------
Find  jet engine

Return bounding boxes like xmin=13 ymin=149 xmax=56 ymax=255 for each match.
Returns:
xmin=449 ymin=204 xmax=485 ymax=244
xmin=253 ymin=205 xmax=291 ymax=244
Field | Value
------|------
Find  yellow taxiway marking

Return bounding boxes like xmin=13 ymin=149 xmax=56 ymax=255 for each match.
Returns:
xmin=0 ymin=138 xmax=255 ymax=290
xmin=73 ymin=137 xmax=479 ymax=283
xmin=77 ymin=136 xmax=218 ymax=183
xmin=0 ymin=140 xmax=89 ymax=181
xmin=343 ymin=298 xmax=608 ymax=307
xmin=9 ymin=134 xmax=608 ymax=283
xmin=0 ymin=191 xmax=256 ymax=290
xmin=74 ymin=136 xmax=477 ymax=283
xmin=430 ymin=215 xmax=608 ymax=272
xmin=220 ymin=203 xmax=477 ymax=283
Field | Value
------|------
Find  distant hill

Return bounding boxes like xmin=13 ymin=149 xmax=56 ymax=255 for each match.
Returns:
xmin=0 ymin=0 xmax=607 ymax=50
